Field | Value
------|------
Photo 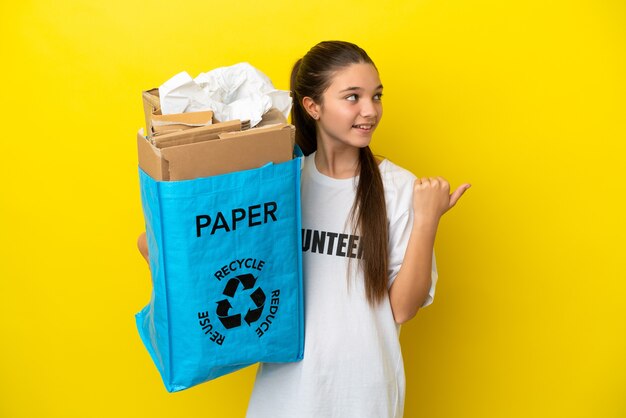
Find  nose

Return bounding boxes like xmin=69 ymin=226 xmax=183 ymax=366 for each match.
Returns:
xmin=360 ymin=98 xmax=379 ymax=119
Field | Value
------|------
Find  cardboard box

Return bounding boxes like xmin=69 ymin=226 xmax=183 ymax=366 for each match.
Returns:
xmin=139 ymin=88 xmax=295 ymax=181
xmin=151 ymin=110 xmax=214 ymax=136
xmin=142 ymin=89 xmax=216 ymax=138
xmin=137 ymin=116 xmax=294 ymax=181
xmin=142 ymin=88 xmax=162 ymax=138
xmin=151 ymin=119 xmax=242 ymax=148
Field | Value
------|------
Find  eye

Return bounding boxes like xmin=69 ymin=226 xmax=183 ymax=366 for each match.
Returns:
xmin=346 ymin=94 xmax=358 ymax=101
xmin=374 ymin=93 xmax=383 ymax=101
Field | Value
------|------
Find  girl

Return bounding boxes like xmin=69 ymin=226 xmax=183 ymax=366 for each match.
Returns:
xmin=245 ymin=41 xmax=470 ymax=418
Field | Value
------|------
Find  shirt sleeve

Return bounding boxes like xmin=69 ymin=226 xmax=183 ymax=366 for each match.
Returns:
xmin=387 ymin=208 xmax=438 ymax=308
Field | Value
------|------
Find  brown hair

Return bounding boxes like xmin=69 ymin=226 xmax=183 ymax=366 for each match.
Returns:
xmin=290 ymin=41 xmax=388 ymax=304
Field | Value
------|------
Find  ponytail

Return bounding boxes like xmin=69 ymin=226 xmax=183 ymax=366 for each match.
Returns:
xmin=352 ymin=147 xmax=388 ymax=304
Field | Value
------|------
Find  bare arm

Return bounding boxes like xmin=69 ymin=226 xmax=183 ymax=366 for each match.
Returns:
xmin=137 ymin=232 xmax=149 ymax=264
xmin=389 ymin=177 xmax=470 ymax=324
xmin=388 ymin=217 xmax=438 ymax=324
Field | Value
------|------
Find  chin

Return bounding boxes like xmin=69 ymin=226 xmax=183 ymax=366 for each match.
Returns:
xmin=349 ymin=133 xmax=374 ymax=149
xmin=346 ymin=142 xmax=372 ymax=151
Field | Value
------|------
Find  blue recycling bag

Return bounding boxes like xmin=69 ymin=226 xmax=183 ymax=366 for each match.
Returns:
xmin=136 ymin=156 xmax=304 ymax=392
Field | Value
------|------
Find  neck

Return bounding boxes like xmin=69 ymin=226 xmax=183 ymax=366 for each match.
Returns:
xmin=314 ymin=141 xmax=361 ymax=179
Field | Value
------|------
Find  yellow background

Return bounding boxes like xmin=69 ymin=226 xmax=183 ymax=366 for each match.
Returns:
xmin=1 ymin=0 xmax=624 ymax=417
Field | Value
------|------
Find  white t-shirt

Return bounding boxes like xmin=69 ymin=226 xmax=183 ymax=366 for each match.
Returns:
xmin=246 ymin=152 xmax=438 ymax=418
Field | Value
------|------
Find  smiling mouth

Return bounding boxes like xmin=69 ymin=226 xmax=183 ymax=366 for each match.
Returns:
xmin=352 ymin=124 xmax=374 ymax=131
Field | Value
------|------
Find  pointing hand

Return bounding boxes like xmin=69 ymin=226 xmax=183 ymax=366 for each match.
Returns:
xmin=412 ymin=177 xmax=471 ymax=222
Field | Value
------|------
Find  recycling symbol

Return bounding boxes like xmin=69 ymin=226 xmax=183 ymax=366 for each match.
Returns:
xmin=216 ymin=273 xmax=266 ymax=329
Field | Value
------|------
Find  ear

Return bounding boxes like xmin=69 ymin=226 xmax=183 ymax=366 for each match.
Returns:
xmin=302 ymin=96 xmax=321 ymax=120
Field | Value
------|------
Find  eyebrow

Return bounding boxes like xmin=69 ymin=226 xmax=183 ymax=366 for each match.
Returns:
xmin=338 ymin=84 xmax=384 ymax=93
